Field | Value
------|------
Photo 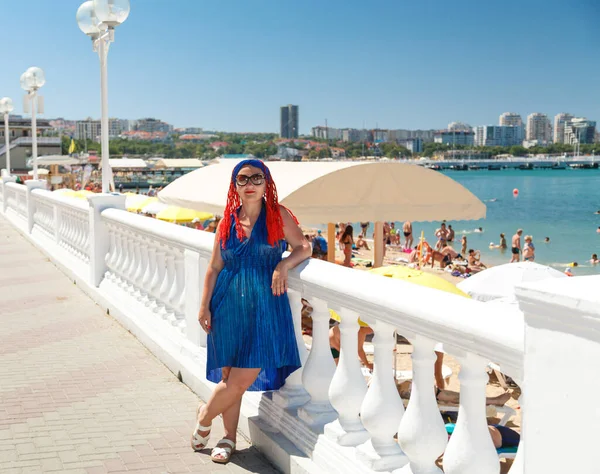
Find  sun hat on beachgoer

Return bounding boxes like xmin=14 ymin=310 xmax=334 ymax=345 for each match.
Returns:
xmin=317 ymin=230 xmax=322 ymax=234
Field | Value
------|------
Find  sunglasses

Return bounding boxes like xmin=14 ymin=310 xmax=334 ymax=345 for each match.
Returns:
xmin=235 ymin=173 xmax=265 ymax=186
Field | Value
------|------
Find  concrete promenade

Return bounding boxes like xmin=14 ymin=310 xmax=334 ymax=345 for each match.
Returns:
xmin=0 ymin=214 xmax=278 ymax=473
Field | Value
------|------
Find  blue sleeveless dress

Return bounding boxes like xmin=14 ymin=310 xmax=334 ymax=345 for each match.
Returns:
xmin=206 ymin=205 xmax=301 ymax=391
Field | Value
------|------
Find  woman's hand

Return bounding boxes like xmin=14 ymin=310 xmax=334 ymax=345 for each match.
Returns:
xmin=198 ymin=306 xmax=212 ymax=333
xmin=272 ymin=261 xmax=288 ymax=296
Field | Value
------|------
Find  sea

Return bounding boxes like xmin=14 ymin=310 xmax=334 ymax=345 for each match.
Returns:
xmin=357 ymin=169 xmax=600 ymax=276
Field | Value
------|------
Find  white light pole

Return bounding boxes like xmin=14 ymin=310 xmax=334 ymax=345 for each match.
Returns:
xmin=0 ymin=97 xmax=14 ymax=175
xmin=20 ymin=67 xmax=45 ymax=180
xmin=77 ymin=0 xmax=130 ymax=194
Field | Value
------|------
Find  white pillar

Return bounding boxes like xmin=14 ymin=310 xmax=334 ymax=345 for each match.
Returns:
xmin=357 ymin=321 xmax=408 ymax=471
xmin=3 ymin=112 xmax=10 ymax=175
xmin=397 ymin=334 xmax=448 ymax=474
xmin=273 ymin=289 xmax=310 ymax=408
xmin=444 ymin=353 xmax=499 ymax=474
xmin=325 ymin=307 xmax=369 ymax=446
xmin=88 ymin=194 xmax=126 ymax=287
xmin=30 ymin=90 xmax=38 ymax=181
xmin=25 ymin=180 xmax=46 ymax=233
xmin=98 ymin=38 xmax=111 ymax=193
xmin=1 ymin=176 xmax=16 ymax=213
xmin=298 ymin=297 xmax=338 ymax=425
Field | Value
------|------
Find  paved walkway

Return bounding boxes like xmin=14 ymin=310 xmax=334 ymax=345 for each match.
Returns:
xmin=0 ymin=214 xmax=278 ymax=473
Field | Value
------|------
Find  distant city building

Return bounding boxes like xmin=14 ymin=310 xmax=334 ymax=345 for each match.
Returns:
xmin=280 ymin=105 xmax=299 ymax=139
xmin=526 ymin=113 xmax=552 ymax=143
xmin=397 ymin=138 xmax=423 ymax=154
xmin=447 ymin=122 xmax=472 ymax=132
xmin=341 ymin=128 xmax=372 ymax=142
xmin=75 ymin=117 xmax=122 ymax=141
xmin=499 ymin=112 xmax=523 ymax=127
xmin=434 ymin=130 xmax=475 ymax=146
xmin=134 ymin=118 xmax=173 ymax=134
xmin=389 ymin=129 xmax=435 ymax=143
xmin=522 ymin=139 xmax=547 ymax=149
xmin=311 ymin=126 xmax=342 ymax=140
xmin=564 ymin=118 xmax=597 ymax=145
xmin=372 ymin=129 xmax=388 ymax=143
xmin=474 ymin=125 xmax=523 ymax=147
xmin=553 ymin=113 xmax=574 ymax=144
xmin=183 ymin=127 xmax=203 ymax=134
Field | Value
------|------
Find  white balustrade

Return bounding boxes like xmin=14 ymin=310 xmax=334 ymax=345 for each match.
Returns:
xmin=444 ymin=353 xmax=500 ymax=474
xmin=1 ymin=189 xmax=537 ymax=474
xmin=325 ymin=306 xmax=369 ymax=446
xmin=298 ymin=297 xmax=338 ymax=425
xmin=357 ymin=321 xmax=408 ymax=471
xmin=397 ymin=334 xmax=448 ymax=474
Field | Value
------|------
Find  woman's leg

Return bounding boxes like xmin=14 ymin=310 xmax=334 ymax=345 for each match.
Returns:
xmin=197 ymin=367 xmax=261 ymax=434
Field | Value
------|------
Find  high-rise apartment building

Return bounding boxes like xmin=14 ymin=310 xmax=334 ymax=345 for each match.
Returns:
xmin=474 ymin=125 xmax=523 ymax=147
xmin=280 ymin=105 xmax=299 ymax=139
xmin=447 ymin=121 xmax=472 ymax=132
xmin=564 ymin=118 xmax=597 ymax=145
xmin=434 ymin=130 xmax=475 ymax=146
xmin=75 ymin=118 xmax=122 ymax=141
xmin=553 ymin=113 xmax=574 ymax=143
xmin=134 ymin=118 xmax=173 ymax=133
xmin=499 ymin=112 xmax=523 ymax=127
xmin=311 ymin=126 xmax=341 ymax=140
xmin=526 ymin=113 xmax=552 ymax=143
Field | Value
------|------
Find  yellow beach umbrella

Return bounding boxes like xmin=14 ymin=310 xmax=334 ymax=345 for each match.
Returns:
xmin=156 ymin=206 xmax=213 ymax=223
xmin=330 ymin=265 xmax=469 ymax=327
xmin=126 ymin=196 xmax=157 ymax=212
xmin=369 ymin=265 xmax=470 ymax=298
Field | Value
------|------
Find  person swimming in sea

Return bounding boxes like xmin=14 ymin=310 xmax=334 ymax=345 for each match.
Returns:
xmin=590 ymin=254 xmax=599 ymax=265
xmin=490 ymin=233 xmax=507 ymax=249
xmin=474 ymin=227 xmax=483 ymax=233
xmin=544 ymin=237 xmax=550 ymax=243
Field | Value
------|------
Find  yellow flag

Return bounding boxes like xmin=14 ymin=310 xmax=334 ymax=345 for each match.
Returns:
xmin=68 ymin=138 xmax=76 ymax=154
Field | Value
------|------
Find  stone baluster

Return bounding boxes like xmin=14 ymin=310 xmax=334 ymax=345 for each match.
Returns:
xmin=397 ymin=334 xmax=448 ymax=474
xmin=148 ymin=248 xmax=166 ymax=310
xmin=122 ymin=238 xmax=138 ymax=288
xmin=140 ymin=245 xmax=157 ymax=303
xmin=165 ymin=250 xmax=184 ymax=324
xmin=325 ymin=306 xmax=369 ymax=446
xmin=174 ymin=254 xmax=187 ymax=320
xmin=111 ymin=230 xmax=126 ymax=284
xmin=131 ymin=237 xmax=148 ymax=297
xmin=105 ymin=229 xmax=117 ymax=279
xmin=298 ymin=297 xmax=337 ymax=425
xmin=155 ymin=252 xmax=175 ymax=317
xmin=444 ymin=353 xmax=500 ymax=474
xmin=357 ymin=321 xmax=408 ymax=471
xmin=273 ymin=289 xmax=310 ymax=408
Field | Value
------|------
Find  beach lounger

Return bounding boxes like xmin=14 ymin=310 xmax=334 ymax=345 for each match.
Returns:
xmin=445 ymin=424 xmax=518 ymax=459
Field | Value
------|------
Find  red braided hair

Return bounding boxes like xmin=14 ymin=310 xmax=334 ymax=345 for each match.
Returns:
xmin=217 ymin=160 xmax=297 ymax=248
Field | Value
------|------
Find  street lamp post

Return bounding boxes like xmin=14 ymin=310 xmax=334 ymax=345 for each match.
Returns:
xmin=0 ymin=98 xmax=14 ymax=175
xmin=20 ymin=67 xmax=45 ymax=180
xmin=77 ymin=0 xmax=130 ymax=193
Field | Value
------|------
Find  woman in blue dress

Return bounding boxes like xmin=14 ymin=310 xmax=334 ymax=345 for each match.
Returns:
xmin=191 ymin=159 xmax=311 ymax=464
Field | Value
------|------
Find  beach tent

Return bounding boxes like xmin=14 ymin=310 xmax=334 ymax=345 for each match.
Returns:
xmin=158 ymin=160 xmax=486 ymax=266
xmin=153 ymin=158 xmax=204 ymax=170
xmin=106 ymin=158 xmax=147 ymax=169
xmin=457 ymin=261 xmax=567 ymax=302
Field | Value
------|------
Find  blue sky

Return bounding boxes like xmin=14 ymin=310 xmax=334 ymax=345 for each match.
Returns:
xmin=1 ymin=0 xmax=598 ymax=133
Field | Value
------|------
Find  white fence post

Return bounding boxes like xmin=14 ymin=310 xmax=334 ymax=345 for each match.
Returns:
xmin=1 ymin=176 xmax=16 ymax=213
xmin=88 ymin=194 xmax=126 ymax=287
xmin=25 ymin=180 xmax=47 ymax=233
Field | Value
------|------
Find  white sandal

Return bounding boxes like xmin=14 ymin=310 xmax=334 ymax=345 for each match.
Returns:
xmin=210 ymin=438 xmax=236 ymax=464
xmin=190 ymin=405 xmax=211 ymax=452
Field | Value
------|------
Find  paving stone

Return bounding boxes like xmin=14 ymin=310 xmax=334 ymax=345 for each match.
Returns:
xmin=0 ymin=214 xmax=279 ymax=473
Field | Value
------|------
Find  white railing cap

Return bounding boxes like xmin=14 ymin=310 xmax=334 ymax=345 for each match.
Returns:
xmin=292 ymin=259 xmax=524 ymax=377
xmin=101 ymin=208 xmax=214 ymax=256
xmin=31 ymin=188 xmax=89 ymax=212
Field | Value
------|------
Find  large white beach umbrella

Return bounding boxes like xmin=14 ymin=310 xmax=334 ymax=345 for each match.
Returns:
xmin=158 ymin=160 xmax=485 ymax=223
xmin=457 ymin=261 xmax=567 ymax=302
xmin=158 ymin=159 xmax=486 ymax=266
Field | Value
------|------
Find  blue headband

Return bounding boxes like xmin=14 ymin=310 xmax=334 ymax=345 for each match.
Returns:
xmin=232 ymin=159 xmax=271 ymax=182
